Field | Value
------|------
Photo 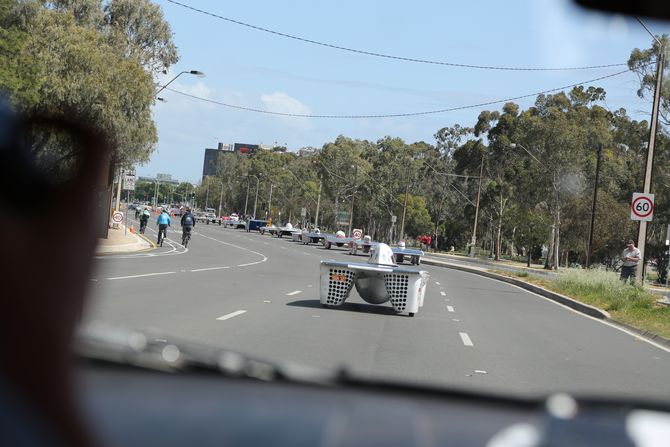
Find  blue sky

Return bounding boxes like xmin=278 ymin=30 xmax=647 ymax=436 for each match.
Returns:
xmin=143 ymin=0 xmax=670 ymax=183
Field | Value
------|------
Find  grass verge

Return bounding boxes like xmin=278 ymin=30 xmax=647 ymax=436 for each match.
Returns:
xmin=492 ymin=269 xmax=670 ymax=339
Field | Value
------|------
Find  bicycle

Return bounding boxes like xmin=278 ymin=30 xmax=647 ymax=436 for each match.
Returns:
xmin=157 ymin=226 xmax=167 ymax=247
xmin=182 ymin=229 xmax=191 ymax=247
xmin=139 ymin=220 xmax=147 ymax=234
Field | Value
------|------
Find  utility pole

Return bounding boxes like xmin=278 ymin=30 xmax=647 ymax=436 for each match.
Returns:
xmin=400 ymin=176 xmax=410 ymax=240
xmin=469 ymin=156 xmax=485 ymax=257
xmin=153 ymin=179 xmax=160 ymax=208
xmin=348 ymin=165 xmax=358 ymax=236
xmin=244 ymin=178 xmax=250 ymax=217
xmin=637 ymin=47 xmax=665 ymax=283
xmin=114 ymin=167 xmax=123 ymax=211
xmin=586 ymin=143 xmax=603 ymax=268
xmin=218 ymin=180 xmax=224 ymax=217
xmin=205 ymin=179 xmax=210 ymax=210
xmin=268 ymin=184 xmax=274 ymax=220
xmin=314 ymin=175 xmax=322 ymax=228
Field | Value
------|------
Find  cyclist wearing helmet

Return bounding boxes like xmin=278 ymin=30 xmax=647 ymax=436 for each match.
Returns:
xmin=180 ymin=208 xmax=196 ymax=246
xmin=139 ymin=207 xmax=150 ymax=234
xmin=156 ymin=209 xmax=171 ymax=245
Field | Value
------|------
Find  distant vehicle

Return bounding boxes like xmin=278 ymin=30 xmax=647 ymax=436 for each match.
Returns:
xmin=392 ymin=241 xmax=423 ymax=265
xmin=194 ymin=212 xmax=208 ymax=224
xmin=205 ymin=212 xmax=221 ymax=225
xmin=273 ymin=223 xmax=301 ymax=238
xmin=319 ymin=243 xmax=428 ymax=317
xmin=246 ymin=219 xmax=268 ymax=232
xmin=323 ymin=231 xmax=352 ymax=249
xmin=259 ymin=224 xmax=278 ymax=236
xmin=300 ymin=229 xmax=329 ymax=245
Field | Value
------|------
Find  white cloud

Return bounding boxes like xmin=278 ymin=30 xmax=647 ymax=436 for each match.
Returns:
xmin=260 ymin=92 xmax=313 ymax=129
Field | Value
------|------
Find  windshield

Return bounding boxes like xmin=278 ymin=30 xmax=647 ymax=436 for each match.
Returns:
xmin=3 ymin=0 xmax=670 ymax=402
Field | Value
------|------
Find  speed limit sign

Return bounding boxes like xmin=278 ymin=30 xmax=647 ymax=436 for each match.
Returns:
xmin=352 ymin=228 xmax=363 ymax=240
xmin=630 ymin=193 xmax=654 ymax=222
xmin=112 ymin=211 xmax=124 ymax=224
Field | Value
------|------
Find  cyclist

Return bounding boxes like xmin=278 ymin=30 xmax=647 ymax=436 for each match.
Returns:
xmin=156 ymin=208 xmax=171 ymax=246
xmin=180 ymin=207 xmax=196 ymax=246
xmin=139 ymin=208 xmax=150 ymax=234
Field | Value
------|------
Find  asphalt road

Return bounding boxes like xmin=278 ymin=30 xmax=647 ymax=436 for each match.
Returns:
xmin=85 ymin=216 xmax=670 ymax=401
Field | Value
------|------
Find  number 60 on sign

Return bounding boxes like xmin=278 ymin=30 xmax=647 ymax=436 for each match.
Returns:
xmin=630 ymin=193 xmax=654 ymax=222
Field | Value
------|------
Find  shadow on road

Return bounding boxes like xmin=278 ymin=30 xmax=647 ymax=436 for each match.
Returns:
xmin=286 ymin=299 xmax=405 ymax=316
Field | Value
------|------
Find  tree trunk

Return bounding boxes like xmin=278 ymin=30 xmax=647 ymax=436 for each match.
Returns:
xmin=545 ymin=225 xmax=555 ymax=270
xmin=554 ymin=206 xmax=560 ymax=270
xmin=495 ymin=216 xmax=503 ymax=261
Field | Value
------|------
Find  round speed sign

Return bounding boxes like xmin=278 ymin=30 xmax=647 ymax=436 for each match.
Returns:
xmin=631 ymin=196 xmax=653 ymax=218
xmin=112 ymin=211 xmax=124 ymax=223
xmin=630 ymin=193 xmax=654 ymax=222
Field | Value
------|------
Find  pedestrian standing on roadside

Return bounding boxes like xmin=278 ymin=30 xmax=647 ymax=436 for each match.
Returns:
xmin=620 ymin=239 xmax=641 ymax=284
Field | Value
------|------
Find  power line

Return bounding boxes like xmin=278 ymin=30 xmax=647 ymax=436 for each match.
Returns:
xmin=165 ymin=0 xmax=626 ymax=72
xmin=164 ymin=68 xmax=633 ymax=118
xmin=634 ymin=16 xmax=663 ymax=46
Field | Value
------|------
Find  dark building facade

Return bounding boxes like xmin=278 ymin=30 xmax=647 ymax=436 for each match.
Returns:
xmin=202 ymin=143 xmax=263 ymax=180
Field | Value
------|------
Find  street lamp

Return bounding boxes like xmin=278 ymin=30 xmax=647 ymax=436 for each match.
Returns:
xmin=244 ymin=175 xmax=260 ymax=219
xmin=155 ymin=70 xmax=206 ymax=96
xmin=348 ymin=164 xmax=358 ymax=237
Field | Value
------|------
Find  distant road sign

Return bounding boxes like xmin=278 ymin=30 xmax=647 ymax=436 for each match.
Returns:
xmin=352 ymin=229 xmax=363 ymax=240
xmin=631 ymin=193 xmax=654 ymax=222
xmin=300 ymin=207 xmax=307 ymax=217
xmin=391 ymin=215 xmax=397 ymax=223
xmin=112 ymin=211 xmax=124 ymax=224
xmin=124 ymin=175 xmax=136 ymax=191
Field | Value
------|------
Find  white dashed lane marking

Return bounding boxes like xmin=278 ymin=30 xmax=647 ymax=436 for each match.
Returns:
xmin=447 ymin=306 xmax=455 ymax=312
xmin=107 ymin=271 xmax=175 ymax=280
xmin=440 ymin=291 xmax=447 ymax=296
xmin=286 ymin=290 xmax=302 ymax=296
xmin=216 ymin=310 xmax=247 ymax=321
xmin=190 ymin=266 xmax=230 ymax=272
xmin=435 ymin=281 xmax=441 ymax=285
xmin=459 ymin=332 xmax=474 ymax=347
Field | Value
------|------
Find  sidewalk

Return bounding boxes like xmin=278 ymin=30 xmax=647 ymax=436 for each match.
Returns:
xmin=96 ymin=223 xmax=153 ymax=255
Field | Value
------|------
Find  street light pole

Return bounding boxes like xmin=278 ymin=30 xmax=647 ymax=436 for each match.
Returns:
xmin=153 ymin=179 xmax=160 ymax=208
xmin=636 ymin=47 xmax=665 ymax=283
xmin=268 ymin=184 xmax=274 ymax=220
xmin=155 ymin=70 xmax=206 ymax=96
xmin=348 ymin=164 xmax=358 ymax=237
xmin=315 ymin=175 xmax=322 ymax=228
xmin=205 ymin=180 xmax=210 ymax=210
xmin=218 ymin=180 xmax=224 ymax=217
xmin=400 ymin=175 xmax=410 ymax=240
xmin=469 ymin=155 xmax=485 ymax=257
xmin=244 ymin=178 xmax=250 ymax=217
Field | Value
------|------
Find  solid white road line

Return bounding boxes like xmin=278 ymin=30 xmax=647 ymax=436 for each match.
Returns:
xmin=106 ymin=271 xmax=175 ymax=280
xmin=190 ymin=266 xmax=230 ymax=272
xmin=216 ymin=310 xmax=247 ymax=321
xmin=440 ymin=291 xmax=447 ymax=296
xmin=286 ymin=290 xmax=302 ymax=296
xmin=459 ymin=332 xmax=474 ymax=346
xmin=447 ymin=306 xmax=455 ymax=312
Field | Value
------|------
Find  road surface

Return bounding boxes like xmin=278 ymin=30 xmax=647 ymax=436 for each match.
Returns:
xmin=86 ymin=216 xmax=670 ymax=401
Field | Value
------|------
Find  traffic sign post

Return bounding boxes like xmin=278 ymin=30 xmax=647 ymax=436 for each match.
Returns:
xmin=630 ymin=193 xmax=654 ymax=222
xmin=112 ymin=211 xmax=123 ymax=230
